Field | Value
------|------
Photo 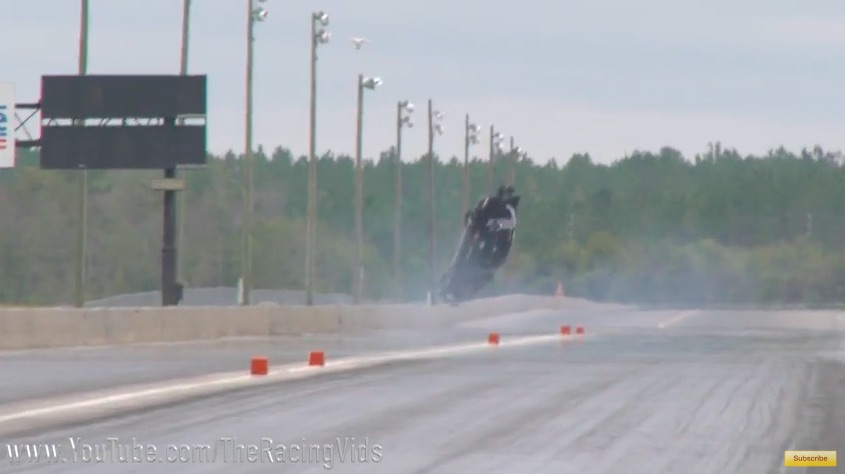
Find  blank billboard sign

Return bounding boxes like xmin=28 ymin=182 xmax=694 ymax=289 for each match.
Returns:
xmin=40 ymin=125 xmax=206 ymax=169
xmin=37 ymin=74 xmax=207 ymax=170
xmin=40 ymin=75 xmax=206 ymax=119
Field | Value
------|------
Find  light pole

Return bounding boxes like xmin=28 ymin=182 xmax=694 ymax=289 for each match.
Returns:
xmin=175 ymin=0 xmax=192 ymax=285
xmin=305 ymin=11 xmax=331 ymax=306
xmin=353 ymin=74 xmax=383 ymax=304
xmin=487 ymin=126 xmax=504 ymax=193
xmin=73 ymin=0 xmax=89 ymax=307
xmin=240 ymin=0 xmax=268 ymax=306
xmin=161 ymin=0 xmax=193 ymax=307
xmin=508 ymin=138 xmax=524 ymax=187
xmin=463 ymin=115 xmax=481 ymax=213
xmin=394 ymin=100 xmax=414 ymax=299
xmin=426 ymin=100 xmax=445 ymax=304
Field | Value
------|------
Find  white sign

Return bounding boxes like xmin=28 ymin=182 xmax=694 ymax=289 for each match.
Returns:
xmin=0 ymin=83 xmax=15 ymax=168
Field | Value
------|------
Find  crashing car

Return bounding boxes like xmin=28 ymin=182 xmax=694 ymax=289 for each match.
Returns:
xmin=439 ymin=185 xmax=520 ymax=305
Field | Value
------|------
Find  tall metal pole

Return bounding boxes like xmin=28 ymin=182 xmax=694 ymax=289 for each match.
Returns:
xmin=305 ymin=16 xmax=319 ymax=306
xmin=353 ymin=75 xmax=365 ymax=304
xmin=463 ymin=114 xmax=470 ymax=214
xmin=393 ymin=103 xmax=403 ymax=298
xmin=161 ymin=116 xmax=178 ymax=306
xmin=160 ymin=0 xmax=193 ymax=306
xmin=487 ymin=125 xmax=495 ymax=194
xmin=427 ymin=99 xmax=436 ymax=304
xmin=176 ymin=0 xmax=192 ymax=283
xmin=74 ymin=0 xmax=90 ymax=307
xmin=241 ymin=0 xmax=255 ymax=305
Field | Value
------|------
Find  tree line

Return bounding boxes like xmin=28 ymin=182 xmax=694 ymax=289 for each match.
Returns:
xmin=2 ymin=143 xmax=845 ymax=307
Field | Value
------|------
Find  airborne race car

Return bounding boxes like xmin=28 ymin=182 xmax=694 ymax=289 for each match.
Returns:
xmin=439 ymin=186 xmax=520 ymax=305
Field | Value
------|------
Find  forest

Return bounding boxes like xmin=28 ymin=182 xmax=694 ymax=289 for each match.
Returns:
xmin=2 ymin=142 xmax=845 ymax=307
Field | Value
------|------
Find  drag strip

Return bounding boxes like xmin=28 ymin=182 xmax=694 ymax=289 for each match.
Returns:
xmin=0 ymin=307 xmax=615 ymax=405
xmin=0 ymin=333 xmax=415 ymax=405
xmin=0 ymin=309 xmax=843 ymax=473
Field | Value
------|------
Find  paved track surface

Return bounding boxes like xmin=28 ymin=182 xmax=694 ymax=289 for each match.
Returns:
xmin=1 ymin=308 xmax=844 ymax=473
xmin=0 ymin=308 xmax=603 ymax=405
xmin=0 ymin=332 xmax=455 ymax=405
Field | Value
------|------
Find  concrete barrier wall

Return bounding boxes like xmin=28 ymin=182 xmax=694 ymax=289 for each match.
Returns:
xmin=0 ymin=295 xmax=570 ymax=350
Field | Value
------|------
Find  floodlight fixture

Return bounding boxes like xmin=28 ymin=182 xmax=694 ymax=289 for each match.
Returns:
xmin=314 ymin=11 xmax=329 ymax=26
xmin=252 ymin=6 xmax=268 ymax=21
xmin=362 ymin=77 xmax=382 ymax=89
xmin=430 ymin=108 xmax=445 ymax=136
xmin=491 ymin=131 xmax=506 ymax=152
xmin=399 ymin=100 xmax=414 ymax=129
xmin=467 ymin=121 xmax=482 ymax=145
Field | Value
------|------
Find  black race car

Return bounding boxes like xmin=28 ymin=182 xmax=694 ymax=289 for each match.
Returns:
xmin=439 ymin=185 xmax=520 ymax=305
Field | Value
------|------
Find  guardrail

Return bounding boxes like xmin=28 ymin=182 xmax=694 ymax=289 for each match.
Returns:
xmin=0 ymin=295 xmax=568 ymax=350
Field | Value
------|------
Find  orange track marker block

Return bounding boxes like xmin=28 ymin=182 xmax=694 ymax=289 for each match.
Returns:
xmin=308 ymin=351 xmax=325 ymax=366
xmin=575 ymin=326 xmax=584 ymax=335
xmin=560 ymin=325 xmax=571 ymax=335
xmin=488 ymin=333 xmax=500 ymax=345
xmin=250 ymin=357 xmax=269 ymax=375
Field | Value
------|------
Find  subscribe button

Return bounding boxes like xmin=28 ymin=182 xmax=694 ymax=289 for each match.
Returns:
xmin=784 ymin=451 xmax=837 ymax=467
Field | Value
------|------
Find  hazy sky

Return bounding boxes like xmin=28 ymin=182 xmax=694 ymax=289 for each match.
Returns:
xmin=6 ymin=0 xmax=845 ymax=164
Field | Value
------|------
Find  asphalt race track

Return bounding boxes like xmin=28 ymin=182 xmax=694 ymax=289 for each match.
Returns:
xmin=0 ymin=307 xmax=844 ymax=473
xmin=0 ymin=331 xmax=480 ymax=405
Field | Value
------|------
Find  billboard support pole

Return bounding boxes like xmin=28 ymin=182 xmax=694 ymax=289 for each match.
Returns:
xmin=24 ymin=74 xmax=205 ymax=307
xmin=161 ymin=120 xmax=178 ymax=306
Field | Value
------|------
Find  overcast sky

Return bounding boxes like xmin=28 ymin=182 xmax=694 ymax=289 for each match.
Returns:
xmin=6 ymin=0 xmax=845 ymax=164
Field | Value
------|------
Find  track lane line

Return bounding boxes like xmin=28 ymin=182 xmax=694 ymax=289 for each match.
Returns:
xmin=657 ymin=310 xmax=699 ymax=329
xmin=0 ymin=331 xmax=597 ymax=426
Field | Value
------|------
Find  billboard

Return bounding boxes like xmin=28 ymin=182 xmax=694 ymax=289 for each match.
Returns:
xmin=40 ymin=125 xmax=206 ymax=169
xmin=40 ymin=75 xmax=206 ymax=119
xmin=36 ymin=75 xmax=207 ymax=170
xmin=0 ymin=82 xmax=14 ymax=168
